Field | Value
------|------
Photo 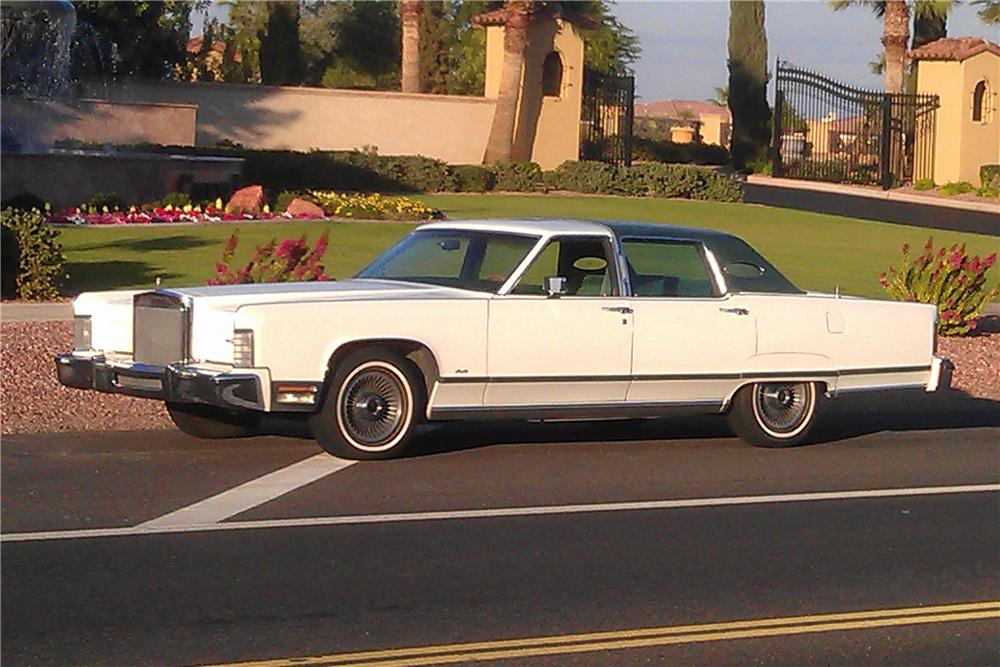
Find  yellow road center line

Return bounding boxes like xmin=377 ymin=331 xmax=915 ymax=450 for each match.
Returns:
xmin=201 ymin=601 xmax=1000 ymax=667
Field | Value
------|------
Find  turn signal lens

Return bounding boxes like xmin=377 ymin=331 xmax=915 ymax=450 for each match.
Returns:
xmin=73 ymin=315 xmax=92 ymax=350
xmin=232 ymin=329 xmax=254 ymax=367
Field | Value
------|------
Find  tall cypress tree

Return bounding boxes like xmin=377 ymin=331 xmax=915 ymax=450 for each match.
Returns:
xmin=727 ymin=0 xmax=770 ymax=170
xmin=259 ymin=1 xmax=303 ymax=86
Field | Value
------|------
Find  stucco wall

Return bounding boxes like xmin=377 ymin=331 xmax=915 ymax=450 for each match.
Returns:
xmin=485 ymin=19 xmax=584 ymax=169
xmin=959 ymin=51 xmax=999 ymax=186
xmin=85 ymin=81 xmax=498 ymax=165
xmin=1 ymin=97 xmax=196 ymax=149
xmin=916 ymin=53 xmax=1000 ymax=186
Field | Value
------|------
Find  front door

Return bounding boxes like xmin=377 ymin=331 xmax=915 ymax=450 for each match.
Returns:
xmin=486 ymin=235 xmax=633 ymax=407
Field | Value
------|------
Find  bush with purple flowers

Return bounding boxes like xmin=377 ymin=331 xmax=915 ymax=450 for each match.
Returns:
xmin=881 ymin=238 xmax=998 ymax=336
xmin=209 ymin=230 xmax=330 ymax=285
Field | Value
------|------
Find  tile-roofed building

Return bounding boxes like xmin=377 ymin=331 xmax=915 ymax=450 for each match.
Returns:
xmin=472 ymin=5 xmax=599 ymax=31
xmin=908 ymin=36 xmax=1000 ymax=62
xmin=635 ymin=99 xmax=732 ymax=123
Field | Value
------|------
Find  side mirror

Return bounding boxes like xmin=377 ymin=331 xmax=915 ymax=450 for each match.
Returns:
xmin=544 ymin=275 xmax=567 ymax=298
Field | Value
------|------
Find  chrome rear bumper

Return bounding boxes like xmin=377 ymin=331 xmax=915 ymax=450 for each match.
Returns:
xmin=55 ymin=354 xmax=264 ymax=411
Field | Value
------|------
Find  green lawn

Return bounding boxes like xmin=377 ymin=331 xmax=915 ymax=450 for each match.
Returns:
xmin=57 ymin=194 xmax=999 ymax=299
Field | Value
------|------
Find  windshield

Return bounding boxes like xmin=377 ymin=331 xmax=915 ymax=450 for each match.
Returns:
xmin=356 ymin=230 xmax=539 ymax=293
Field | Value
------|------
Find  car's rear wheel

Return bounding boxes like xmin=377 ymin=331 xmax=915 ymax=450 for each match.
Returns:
xmin=167 ymin=402 xmax=262 ymax=439
xmin=727 ymin=381 xmax=819 ymax=447
xmin=309 ymin=348 xmax=424 ymax=460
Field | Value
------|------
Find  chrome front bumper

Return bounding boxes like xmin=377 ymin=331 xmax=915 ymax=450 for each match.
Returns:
xmin=55 ymin=354 xmax=264 ymax=411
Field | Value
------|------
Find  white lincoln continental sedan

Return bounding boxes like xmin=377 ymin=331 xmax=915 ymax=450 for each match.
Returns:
xmin=57 ymin=219 xmax=952 ymax=458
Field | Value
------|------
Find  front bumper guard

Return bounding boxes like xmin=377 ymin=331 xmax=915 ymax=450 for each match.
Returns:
xmin=55 ymin=354 xmax=264 ymax=411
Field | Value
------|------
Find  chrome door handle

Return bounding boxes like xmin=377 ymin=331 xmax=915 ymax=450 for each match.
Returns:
xmin=719 ymin=307 xmax=750 ymax=316
xmin=603 ymin=306 xmax=633 ymax=314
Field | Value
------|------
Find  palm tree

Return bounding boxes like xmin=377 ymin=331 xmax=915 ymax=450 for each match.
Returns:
xmin=400 ymin=1 xmax=422 ymax=92
xmin=483 ymin=0 xmax=533 ymax=163
xmin=830 ymin=0 xmax=953 ymax=93
xmin=971 ymin=0 xmax=1000 ymax=24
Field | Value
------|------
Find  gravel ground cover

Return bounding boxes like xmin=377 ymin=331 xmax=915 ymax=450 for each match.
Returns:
xmin=2 ymin=320 xmax=997 ymax=435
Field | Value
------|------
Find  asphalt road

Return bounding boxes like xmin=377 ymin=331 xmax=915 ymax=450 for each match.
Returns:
xmin=3 ymin=392 xmax=999 ymax=667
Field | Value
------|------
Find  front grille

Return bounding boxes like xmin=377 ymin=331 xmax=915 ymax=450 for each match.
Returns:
xmin=133 ymin=292 xmax=189 ymax=366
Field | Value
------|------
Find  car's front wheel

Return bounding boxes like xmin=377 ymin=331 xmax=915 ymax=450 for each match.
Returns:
xmin=309 ymin=348 xmax=424 ymax=460
xmin=727 ymin=381 xmax=819 ymax=447
xmin=167 ymin=403 xmax=262 ymax=439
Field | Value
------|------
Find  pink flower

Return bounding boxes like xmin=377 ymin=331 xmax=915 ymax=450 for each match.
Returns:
xmin=984 ymin=253 xmax=997 ymax=269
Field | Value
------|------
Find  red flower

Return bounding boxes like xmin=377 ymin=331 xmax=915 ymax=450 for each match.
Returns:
xmin=984 ymin=253 xmax=997 ymax=269
xmin=901 ymin=243 xmax=910 ymax=254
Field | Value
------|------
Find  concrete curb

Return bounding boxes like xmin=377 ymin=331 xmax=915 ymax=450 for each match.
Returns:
xmin=746 ymin=175 xmax=1000 ymax=214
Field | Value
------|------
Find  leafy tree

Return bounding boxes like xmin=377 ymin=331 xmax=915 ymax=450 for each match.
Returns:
xmin=727 ymin=0 xmax=770 ymax=169
xmin=71 ymin=1 xmax=203 ymax=79
xmin=259 ymin=1 xmax=303 ymax=85
xmin=420 ymin=1 xmax=453 ymax=94
xmin=326 ymin=1 xmax=400 ymax=89
xmin=971 ymin=0 xmax=1000 ymax=24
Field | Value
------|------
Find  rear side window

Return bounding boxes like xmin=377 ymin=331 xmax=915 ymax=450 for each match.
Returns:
xmin=622 ymin=239 xmax=716 ymax=298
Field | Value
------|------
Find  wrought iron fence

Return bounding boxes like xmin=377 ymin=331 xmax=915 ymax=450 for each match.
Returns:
xmin=581 ymin=70 xmax=634 ymax=166
xmin=772 ymin=62 xmax=938 ymax=189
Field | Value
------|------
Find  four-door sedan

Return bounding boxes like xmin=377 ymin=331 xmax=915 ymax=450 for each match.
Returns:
xmin=56 ymin=220 xmax=952 ymax=459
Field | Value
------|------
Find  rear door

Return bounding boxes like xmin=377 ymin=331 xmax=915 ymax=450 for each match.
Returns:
xmin=622 ymin=238 xmax=756 ymax=406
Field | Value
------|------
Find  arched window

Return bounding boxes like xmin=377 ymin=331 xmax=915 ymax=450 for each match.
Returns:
xmin=972 ymin=80 xmax=989 ymax=122
xmin=542 ymin=51 xmax=563 ymax=97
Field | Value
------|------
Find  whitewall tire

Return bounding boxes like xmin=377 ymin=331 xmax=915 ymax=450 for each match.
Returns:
xmin=728 ymin=381 xmax=819 ymax=448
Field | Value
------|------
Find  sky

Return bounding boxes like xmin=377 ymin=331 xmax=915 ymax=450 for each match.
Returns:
xmin=614 ymin=0 xmax=997 ymax=103
xmin=195 ymin=1 xmax=997 ymax=103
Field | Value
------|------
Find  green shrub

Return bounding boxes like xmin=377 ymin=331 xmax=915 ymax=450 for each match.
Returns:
xmin=980 ymin=164 xmax=1000 ymax=190
xmin=83 ymin=192 xmax=125 ymax=212
xmin=490 ymin=161 xmax=542 ymax=192
xmin=153 ymin=192 xmax=192 ymax=209
xmin=913 ymin=178 xmax=935 ymax=191
xmin=744 ymin=158 xmax=773 ymax=175
xmin=552 ymin=161 xmax=743 ymax=202
xmin=976 ymin=185 xmax=999 ymax=199
xmin=633 ymin=138 xmax=731 ymax=166
xmin=880 ymin=238 xmax=999 ymax=336
xmin=541 ymin=170 xmax=559 ymax=189
xmin=939 ymin=181 xmax=974 ymax=196
xmin=1 ymin=192 xmax=47 ymax=211
xmin=1 ymin=224 xmax=19 ymax=299
xmin=0 ymin=208 xmax=65 ymax=300
xmin=188 ymin=182 xmax=234 ymax=206
xmin=452 ymin=164 xmax=495 ymax=192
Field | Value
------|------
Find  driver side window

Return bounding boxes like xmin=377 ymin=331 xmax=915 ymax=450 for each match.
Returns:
xmin=511 ymin=236 xmax=618 ymax=297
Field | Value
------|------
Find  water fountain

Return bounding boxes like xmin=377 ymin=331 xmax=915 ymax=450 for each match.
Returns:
xmin=1 ymin=1 xmax=242 ymax=208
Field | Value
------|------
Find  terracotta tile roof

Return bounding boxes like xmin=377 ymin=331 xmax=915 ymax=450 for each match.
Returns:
xmin=472 ymin=6 xmax=600 ymax=31
xmin=186 ymin=36 xmax=225 ymax=55
xmin=635 ymin=100 xmax=731 ymax=122
xmin=908 ymin=36 xmax=1000 ymax=61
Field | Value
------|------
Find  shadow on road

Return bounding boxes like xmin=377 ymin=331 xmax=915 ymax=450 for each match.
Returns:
xmin=257 ymin=390 xmax=998 ymax=458
xmin=744 ymin=184 xmax=1000 ymax=236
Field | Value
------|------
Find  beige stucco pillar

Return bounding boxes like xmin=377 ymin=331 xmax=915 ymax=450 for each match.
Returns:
xmin=914 ymin=50 xmax=1000 ymax=186
xmin=484 ymin=17 xmax=587 ymax=169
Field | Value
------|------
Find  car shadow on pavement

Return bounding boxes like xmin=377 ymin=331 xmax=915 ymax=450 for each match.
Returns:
xmin=257 ymin=390 xmax=998 ymax=458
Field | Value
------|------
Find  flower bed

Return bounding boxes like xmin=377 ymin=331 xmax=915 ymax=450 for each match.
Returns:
xmin=305 ymin=191 xmax=442 ymax=221
xmin=43 ymin=192 xmax=442 ymax=225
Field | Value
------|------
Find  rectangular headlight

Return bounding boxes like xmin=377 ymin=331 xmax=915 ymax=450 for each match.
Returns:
xmin=232 ymin=329 xmax=254 ymax=368
xmin=73 ymin=315 xmax=92 ymax=351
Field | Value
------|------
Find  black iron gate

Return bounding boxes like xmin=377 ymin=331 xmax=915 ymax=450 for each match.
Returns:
xmin=772 ymin=62 xmax=938 ymax=189
xmin=581 ymin=70 xmax=634 ymax=166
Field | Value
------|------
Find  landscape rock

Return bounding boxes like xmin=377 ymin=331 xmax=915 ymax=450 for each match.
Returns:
xmin=286 ymin=198 xmax=326 ymax=218
xmin=225 ymin=185 xmax=265 ymax=215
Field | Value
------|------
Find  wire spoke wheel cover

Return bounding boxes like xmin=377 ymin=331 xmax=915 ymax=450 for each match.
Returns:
xmin=751 ymin=382 xmax=814 ymax=438
xmin=336 ymin=361 xmax=412 ymax=452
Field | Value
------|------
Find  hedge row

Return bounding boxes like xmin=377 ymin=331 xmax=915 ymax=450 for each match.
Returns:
xmin=550 ymin=161 xmax=743 ymax=202
xmin=60 ymin=143 xmax=741 ymax=203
